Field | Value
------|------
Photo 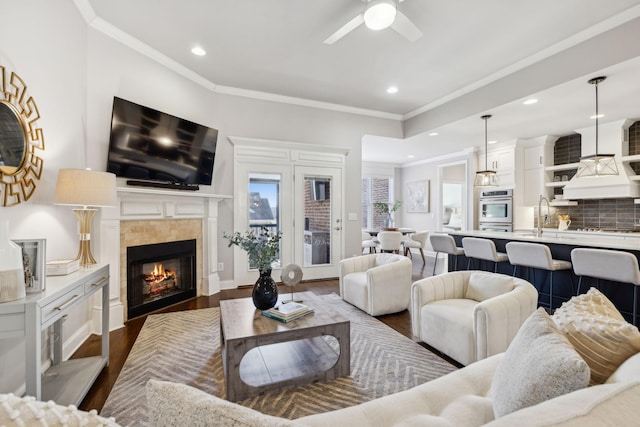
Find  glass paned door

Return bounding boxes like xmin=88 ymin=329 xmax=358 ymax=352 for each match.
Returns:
xmin=248 ymin=173 xmax=281 ymax=270
xmin=295 ymin=166 xmax=342 ymax=280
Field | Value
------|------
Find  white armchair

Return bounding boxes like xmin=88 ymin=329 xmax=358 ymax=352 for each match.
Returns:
xmin=411 ymin=270 xmax=538 ymax=366
xmin=339 ymin=253 xmax=413 ymax=316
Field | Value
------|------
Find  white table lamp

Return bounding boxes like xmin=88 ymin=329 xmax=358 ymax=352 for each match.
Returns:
xmin=54 ymin=169 xmax=117 ymax=266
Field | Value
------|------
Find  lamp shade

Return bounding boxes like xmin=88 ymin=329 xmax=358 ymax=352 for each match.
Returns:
xmin=474 ymin=114 xmax=498 ymax=187
xmin=576 ymin=76 xmax=618 ymax=178
xmin=54 ymin=169 xmax=117 ymax=207
xmin=474 ymin=170 xmax=499 ymax=187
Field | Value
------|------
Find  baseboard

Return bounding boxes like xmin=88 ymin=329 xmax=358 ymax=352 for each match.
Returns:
xmin=220 ymin=279 xmax=236 ymax=290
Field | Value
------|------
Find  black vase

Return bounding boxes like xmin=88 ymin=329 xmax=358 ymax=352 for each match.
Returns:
xmin=252 ymin=269 xmax=278 ymax=310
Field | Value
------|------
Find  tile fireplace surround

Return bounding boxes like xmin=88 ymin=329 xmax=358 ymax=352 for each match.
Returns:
xmin=99 ymin=186 xmax=231 ymax=330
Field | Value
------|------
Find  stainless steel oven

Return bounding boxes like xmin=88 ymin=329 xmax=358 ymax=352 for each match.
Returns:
xmin=479 ymin=189 xmax=513 ymax=229
xmin=479 ymin=223 xmax=513 ymax=232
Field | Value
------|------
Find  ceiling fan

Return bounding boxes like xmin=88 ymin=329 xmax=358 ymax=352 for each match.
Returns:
xmin=323 ymin=0 xmax=423 ymax=45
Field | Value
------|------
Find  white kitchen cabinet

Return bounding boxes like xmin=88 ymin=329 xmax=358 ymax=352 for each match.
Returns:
xmin=485 ymin=146 xmax=515 ymax=188
xmin=524 ymin=144 xmax=547 ymax=206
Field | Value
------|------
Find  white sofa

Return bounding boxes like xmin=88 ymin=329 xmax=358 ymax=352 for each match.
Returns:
xmin=143 ymin=288 xmax=640 ymax=426
xmin=411 ymin=270 xmax=538 ymax=366
xmin=339 ymin=253 xmax=412 ymax=316
xmin=144 ymin=351 xmax=640 ymax=427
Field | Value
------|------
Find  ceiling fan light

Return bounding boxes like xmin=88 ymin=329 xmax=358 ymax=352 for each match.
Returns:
xmin=364 ymin=1 xmax=397 ymax=30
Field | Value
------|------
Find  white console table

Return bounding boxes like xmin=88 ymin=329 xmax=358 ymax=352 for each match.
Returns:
xmin=0 ymin=264 xmax=110 ymax=405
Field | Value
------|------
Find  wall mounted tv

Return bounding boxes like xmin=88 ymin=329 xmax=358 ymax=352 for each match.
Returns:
xmin=106 ymin=97 xmax=218 ymax=190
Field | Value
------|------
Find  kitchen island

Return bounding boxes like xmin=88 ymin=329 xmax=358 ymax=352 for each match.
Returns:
xmin=446 ymin=229 xmax=640 ymax=320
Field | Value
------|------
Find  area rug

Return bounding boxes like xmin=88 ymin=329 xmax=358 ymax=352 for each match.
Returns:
xmin=101 ymin=293 xmax=456 ymax=426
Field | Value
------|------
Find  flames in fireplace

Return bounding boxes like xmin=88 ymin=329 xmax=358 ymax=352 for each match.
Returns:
xmin=143 ymin=263 xmax=178 ymax=298
xmin=127 ymin=239 xmax=196 ymax=319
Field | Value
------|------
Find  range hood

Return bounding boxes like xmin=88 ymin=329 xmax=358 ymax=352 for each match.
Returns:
xmin=562 ymin=119 xmax=640 ymax=200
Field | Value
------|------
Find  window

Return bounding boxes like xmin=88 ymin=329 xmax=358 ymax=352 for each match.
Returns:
xmin=248 ymin=173 xmax=281 ymax=269
xmin=361 ymin=176 xmax=393 ymax=230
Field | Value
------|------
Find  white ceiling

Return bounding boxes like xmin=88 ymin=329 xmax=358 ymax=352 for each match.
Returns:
xmin=84 ymin=0 xmax=640 ymax=164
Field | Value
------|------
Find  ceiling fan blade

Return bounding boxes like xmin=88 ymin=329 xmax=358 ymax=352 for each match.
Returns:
xmin=323 ymin=13 xmax=365 ymax=45
xmin=390 ymin=11 xmax=422 ymax=42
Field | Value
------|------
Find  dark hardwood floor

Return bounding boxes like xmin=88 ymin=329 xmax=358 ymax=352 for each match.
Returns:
xmin=75 ymin=255 xmax=455 ymax=412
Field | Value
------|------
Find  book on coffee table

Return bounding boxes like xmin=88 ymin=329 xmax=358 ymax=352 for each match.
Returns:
xmin=262 ymin=302 xmax=314 ymax=322
xmin=262 ymin=308 xmax=314 ymax=323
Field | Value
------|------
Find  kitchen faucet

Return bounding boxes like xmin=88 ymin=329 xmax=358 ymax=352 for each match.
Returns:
xmin=537 ymin=195 xmax=550 ymax=237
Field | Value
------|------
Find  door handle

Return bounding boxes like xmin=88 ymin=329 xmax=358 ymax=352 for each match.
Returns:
xmin=334 ymin=227 xmax=341 ymax=231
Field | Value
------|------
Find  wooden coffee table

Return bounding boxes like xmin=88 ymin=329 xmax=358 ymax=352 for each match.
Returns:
xmin=219 ymin=291 xmax=350 ymax=401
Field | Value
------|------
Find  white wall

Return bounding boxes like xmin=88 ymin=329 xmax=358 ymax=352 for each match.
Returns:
xmin=84 ymin=28 xmax=402 ymax=282
xmin=401 ymin=150 xmax=476 ymax=244
xmin=0 ymin=0 xmax=90 ymax=394
xmin=0 ymin=0 xmax=402 ymax=394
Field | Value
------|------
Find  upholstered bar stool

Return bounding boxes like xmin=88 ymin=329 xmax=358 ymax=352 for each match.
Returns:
xmin=461 ymin=237 xmax=509 ymax=272
xmin=571 ymin=248 xmax=640 ymax=326
xmin=403 ymin=230 xmax=429 ymax=264
xmin=505 ymin=241 xmax=572 ymax=311
xmin=429 ymin=234 xmax=465 ymax=276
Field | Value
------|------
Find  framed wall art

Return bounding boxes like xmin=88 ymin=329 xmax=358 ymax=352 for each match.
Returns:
xmin=13 ymin=238 xmax=46 ymax=292
xmin=406 ymin=180 xmax=430 ymax=213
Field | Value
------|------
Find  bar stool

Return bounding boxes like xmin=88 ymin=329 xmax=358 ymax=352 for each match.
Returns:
xmin=461 ymin=237 xmax=509 ymax=273
xmin=505 ymin=241 xmax=572 ymax=311
xmin=429 ymin=234 xmax=465 ymax=276
xmin=571 ymin=248 xmax=640 ymax=326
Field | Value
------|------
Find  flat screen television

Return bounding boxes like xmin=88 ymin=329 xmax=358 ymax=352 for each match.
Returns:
xmin=106 ymin=97 xmax=218 ymax=189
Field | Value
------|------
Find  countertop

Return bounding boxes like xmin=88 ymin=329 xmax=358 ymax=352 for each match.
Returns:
xmin=448 ymin=229 xmax=640 ymax=252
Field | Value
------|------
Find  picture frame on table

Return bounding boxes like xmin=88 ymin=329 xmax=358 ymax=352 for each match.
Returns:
xmin=12 ymin=239 xmax=46 ymax=293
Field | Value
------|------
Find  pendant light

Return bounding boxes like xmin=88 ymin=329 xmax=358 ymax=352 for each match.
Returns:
xmin=575 ymin=76 xmax=618 ymax=178
xmin=474 ymin=114 xmax=498 ymax=187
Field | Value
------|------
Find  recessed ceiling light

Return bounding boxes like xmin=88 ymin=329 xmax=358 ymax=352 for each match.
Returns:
xmin=407 ymin=154 xmax=415 ymax=158
xmin=386 ymin=86 xmax=398 ymax=94
xmin=191 ymin=46 xmax=206 ymax=56
xmin=523 ymin=98 xmax=538 ymax=105
xmin=429 ymin=132 xmax=439 ymax=136
xmin=590 ymin=114 xmax=605 ymax=119
xmin=488 ymin=140 xmax=497 ymax=145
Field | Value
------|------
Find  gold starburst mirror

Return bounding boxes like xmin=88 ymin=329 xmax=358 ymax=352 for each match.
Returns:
xmin=0 ymin=66 xmax=45 ymax=207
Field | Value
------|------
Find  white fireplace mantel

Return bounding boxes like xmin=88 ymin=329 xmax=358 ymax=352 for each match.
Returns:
xmin=99 ymin=186 xmax=232 ymax=330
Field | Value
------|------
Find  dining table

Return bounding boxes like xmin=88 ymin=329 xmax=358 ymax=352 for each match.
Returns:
xmin=364 ymin=228 xmax=416 ymax=236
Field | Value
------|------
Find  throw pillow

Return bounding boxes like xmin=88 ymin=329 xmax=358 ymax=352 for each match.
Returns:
xmin=551 ymin=287 xmax=640 ymax=385
xmin=491 ymin=308 xmax=590 ymax=418
xmin=465 ymin=271 xmax=514 ymax=302
xmin=0 ymin=393 xmax=121 ymax=427
xmin=146 ymin=379 xmax=301 ymax=427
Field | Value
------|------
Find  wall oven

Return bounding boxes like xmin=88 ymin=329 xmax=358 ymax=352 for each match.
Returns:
xmin=479 ymin=223 xmax=513 ymax=232
xmin=479 ymin=189 xmax=513 ymax=231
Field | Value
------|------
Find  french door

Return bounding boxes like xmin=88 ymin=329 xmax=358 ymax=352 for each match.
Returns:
xmin=294 ymin=166 xmax=342 ymax=280
xmin=232 ymin=162 xmax=343 ymax=286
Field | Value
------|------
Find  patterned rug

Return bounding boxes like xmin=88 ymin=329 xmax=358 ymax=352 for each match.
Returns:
xmin=101 ymin=293 xmax=456 ymax=426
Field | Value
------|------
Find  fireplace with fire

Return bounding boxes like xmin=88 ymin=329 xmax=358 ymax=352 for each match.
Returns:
xmin=127 ymin=239 xmax=196 ymax=319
